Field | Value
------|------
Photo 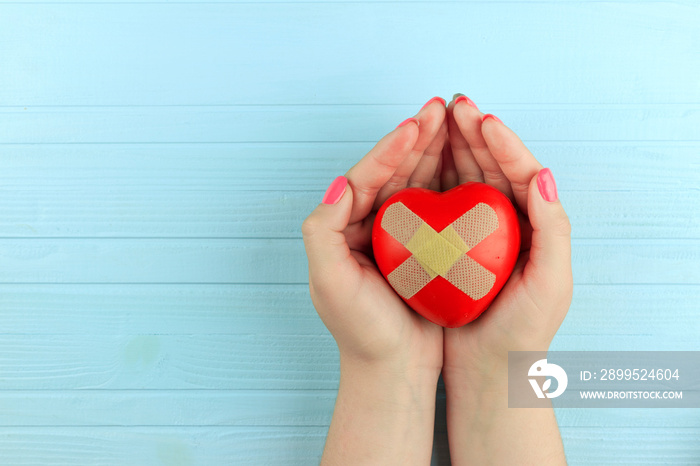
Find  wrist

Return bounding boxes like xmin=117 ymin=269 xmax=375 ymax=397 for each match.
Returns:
xmin=442 ymin=339 xmax=553 ymax=404
xmin=321 ymin=353 xmax=439 ymax=465
xmin=339 ymin=353 xmax=441 ymax=410
xmin=442 ymin=359 xmax=509 ymax=410
xmin=442 ymin=358 xmax=565 ymax=466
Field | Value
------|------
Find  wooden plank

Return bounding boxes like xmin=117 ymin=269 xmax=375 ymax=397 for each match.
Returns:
xmin=0 ymin=390 xmax=335 ymax=427
xmin=0 ymin=238 xmax=697 ymax=284
xmin=1 ymin=107 xmax=698 ymax=143
xmin=554 ymin=408 xmax=700 ymax=429
xmin=560 ymin=428 xmax=700 ymax=465
xmin=0 ymin=333 xmax=696 ymax=390
xmin=0 ymin=284 xmax=324 ymax=335
xmin=0 ymin=188 xmax=697 ymax=239
xmin=8 ymin=0 xmax=692 ymax=3
xmin=0 ymin=284 xmax=696 ymax=337
xmin=0 ymin=389 xmax=697 ymax=428
xmin=0 ymin=3 xmax=696 ymax=105
xmin=0 ymin=333 xmax=340 ymax=390
xmin=0 ymin=426 xmax=696 ymax=465
xmin=0 ymin=143 xmax=695 ymax=191
xmin=0 ymin=426 xmax=328 ymax=466
xmin=559 ymin=285 xmax=700 ymax=336
xmin=0 ymin=238 xmax=311 ymax=284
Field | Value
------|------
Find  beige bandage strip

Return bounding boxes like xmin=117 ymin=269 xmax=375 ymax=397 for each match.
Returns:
xmin=381 ymin=202 xmax=499 ymax=300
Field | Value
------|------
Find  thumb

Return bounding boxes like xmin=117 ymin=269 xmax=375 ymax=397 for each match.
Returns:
xmin=525 ymin=168 xmax=573 ymax=293
xmin=301 ymin=176 xmax=356 ymax=287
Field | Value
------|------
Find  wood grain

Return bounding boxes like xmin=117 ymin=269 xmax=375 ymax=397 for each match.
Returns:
xmin=0 ymin=143 xmax=696 ymax=192
xmin=0 ymin=3 xmax=696 ymax=106
xmin=1 ymin=107 xmax=698 ymax=143
xmin=0 ymin=426 xmax=697 ymax=465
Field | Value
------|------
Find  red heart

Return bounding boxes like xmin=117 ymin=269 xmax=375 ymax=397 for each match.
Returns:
xmin=371 ymin=182 xmax=520 ymax=328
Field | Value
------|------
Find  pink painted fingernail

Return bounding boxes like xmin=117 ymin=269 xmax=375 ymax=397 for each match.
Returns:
xmin=396 ymin=117 xmax=420 ymax=129
xmin=421 ymin=96 xmax=446 ymax=110
xmin=537 ymin=168 xmax=558 ymax=202
xmin=482 ymin=114 xmax=502 ymax=123
xmin=454 ymin=95 xmax=479 ymax=110
xmin=322 ymin=176 xmax=348 ymax=205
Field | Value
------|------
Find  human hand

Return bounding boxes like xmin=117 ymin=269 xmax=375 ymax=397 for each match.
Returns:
xmin=440 ymin=94 xmax=573 ymax=381
xmin=439 ymin=94 xmax=572 ymax=465
xmin=302 ymin=97 xmax=449 ymax=464
xmin=302 ymin=96 xmax=448 ymax=377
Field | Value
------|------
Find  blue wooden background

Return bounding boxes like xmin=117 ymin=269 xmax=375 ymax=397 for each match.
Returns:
xmin=0 ymin=1 xmax=698 ymax=464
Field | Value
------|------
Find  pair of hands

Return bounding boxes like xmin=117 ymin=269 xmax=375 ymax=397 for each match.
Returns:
xmin=302 ymin=95 xmax=573 ymax=389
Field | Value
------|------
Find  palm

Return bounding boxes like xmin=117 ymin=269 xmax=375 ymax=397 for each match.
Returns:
xmin=351 ymin=247 xmax=444 ymax=366
xmin=444 ymin=249 xmax=546 ymax=370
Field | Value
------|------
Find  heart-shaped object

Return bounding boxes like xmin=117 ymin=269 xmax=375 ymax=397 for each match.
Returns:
xmin=371 ymin=182 xmax=521 ymax=328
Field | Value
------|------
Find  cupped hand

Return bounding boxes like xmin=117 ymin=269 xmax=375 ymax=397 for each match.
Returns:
xmin=440 ymin=95 xmax=573 ymax=382
xmin=302 ymin=97 xmax=449 ymax=379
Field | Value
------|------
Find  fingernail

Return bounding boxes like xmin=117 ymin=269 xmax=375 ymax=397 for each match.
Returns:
xmin=322 ymin=176 xmax=348 ymax=205
xmin=454 ymin=95 xmax=479 ymax=110
xmin=396 ymin=117 xmax=420 ymax=129
xmin=482 ymin=114 xmax=502 ymax=123
xmin=420 ymin=96 xmax=446 ymax=110
xmin=537 ymin=168 xmax=558 ymax=202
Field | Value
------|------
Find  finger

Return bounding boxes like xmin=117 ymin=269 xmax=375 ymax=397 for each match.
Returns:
xmin=518 ymin=211 xmax=534 ymax=251
xmin=523 ymin=168 xmax=572 ymax=310
xmin=440 ymin=139 xmax=459 ymax=190
xmin=301 ymin=176 xmax=360 ymax=288
xmin=453 ymin=104 xmax=514 ymax=200
xmin=344 ymin=118 xmax=420 ymax=225
xmin=428 ymin=149 xmax=443 ymax=191
xmin=374 ymin=97 xmax=446 ymax=208
xmin=447 ymin=94 xmax=483 ymax=184
xmin=407 ymin=118 xmax=448 ymax=189
xmin=343 ymin=210 xmax=376 ymax=256
xmin=481 ymin=114 xmax=543 ymax=215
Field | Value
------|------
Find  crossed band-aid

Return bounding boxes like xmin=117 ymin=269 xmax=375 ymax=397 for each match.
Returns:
xmin=381 ymin=202 xmax=499 ymax=300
